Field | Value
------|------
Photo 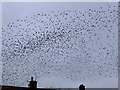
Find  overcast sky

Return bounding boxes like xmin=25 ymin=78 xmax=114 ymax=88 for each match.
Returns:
xmin=2 ymin=2 xmax=118 ymax=88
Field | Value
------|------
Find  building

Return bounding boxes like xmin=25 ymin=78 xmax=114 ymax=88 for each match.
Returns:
xmin=1 ymin=77 xmax=86 ymax=90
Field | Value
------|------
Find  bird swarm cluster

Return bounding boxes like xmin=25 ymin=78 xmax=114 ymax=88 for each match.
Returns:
xmin=2 ymin=3 xmax=118 ymax=86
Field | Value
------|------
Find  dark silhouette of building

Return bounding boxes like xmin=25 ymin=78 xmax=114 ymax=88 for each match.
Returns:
xmin=1 ymin=77 xmax=87 ymax=90
xmin=1 ymin=85 xmax=30 ymax=90
xmin=28 ymin=77 xmax=37 ymax=89
xmin=79 ymin=84 xmax=85 ymax=90
xmin=1 ymin=85 xmax=56 ymax=90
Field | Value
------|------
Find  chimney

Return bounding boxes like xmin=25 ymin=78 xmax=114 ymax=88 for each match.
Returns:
xmin=28 ymin=77 xmax=37 ymax=89
xmin=79 ymin=84 xmax=85 ymax=90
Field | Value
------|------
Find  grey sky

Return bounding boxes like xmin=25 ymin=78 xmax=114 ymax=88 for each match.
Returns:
xmin=2 ymin=2 xmax=118 ymax=88
xmin=2 ymin=2 xmax=116 ymax=26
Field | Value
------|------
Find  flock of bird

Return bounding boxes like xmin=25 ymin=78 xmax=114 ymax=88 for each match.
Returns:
xmin=2 ymin=3 xmax=118 ymax=87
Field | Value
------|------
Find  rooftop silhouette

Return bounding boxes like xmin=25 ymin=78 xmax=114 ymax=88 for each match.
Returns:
xmin=1 ymin=77 xmax=86 ymax=90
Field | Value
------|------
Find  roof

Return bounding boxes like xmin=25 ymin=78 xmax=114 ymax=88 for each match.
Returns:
xmin=1 ymin=85 xmax=55 ymax=90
